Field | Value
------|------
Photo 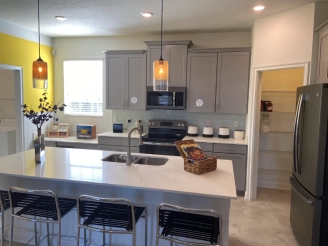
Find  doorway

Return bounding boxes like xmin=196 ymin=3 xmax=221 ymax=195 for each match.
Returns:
xmin=246 ymin=62 xmax=309 ymax=200
xmin=0 ymin=64 xmax=24 ymax=153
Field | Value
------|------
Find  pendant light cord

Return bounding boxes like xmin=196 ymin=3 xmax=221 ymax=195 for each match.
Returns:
xmin=160 ymin=0 xmax=163 ymax=60
xmin=38 ymin=0 xmax=41 ymax=59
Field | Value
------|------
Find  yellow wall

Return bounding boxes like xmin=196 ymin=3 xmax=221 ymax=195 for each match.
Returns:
xmin=261 ymin=67 xmax=304 ymax=91
xmin=0 ymin=33 xmax=53 ymax=107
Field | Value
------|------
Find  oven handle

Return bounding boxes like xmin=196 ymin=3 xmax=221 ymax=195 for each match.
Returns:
xmin=142 ymin=141 xmax=176 ymax=146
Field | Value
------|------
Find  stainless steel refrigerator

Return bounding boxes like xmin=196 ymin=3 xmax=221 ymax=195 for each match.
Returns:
xmin=290 ymin=83 xmax=328 ymax=246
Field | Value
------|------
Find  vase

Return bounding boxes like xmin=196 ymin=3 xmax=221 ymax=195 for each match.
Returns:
xmin=34 ymin=128 xmax=45 ymax=163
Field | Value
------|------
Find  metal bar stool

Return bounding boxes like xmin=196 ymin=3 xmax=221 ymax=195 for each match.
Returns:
xmin=77 ymin=195 xmax=147 ymax=246
xmin=156 ymin=203 xmax=222 ymax=246
xmin=0 ymin=191 xmax=10 ymax=246
xmin=9 ymin=186 xmax=76 ymax=246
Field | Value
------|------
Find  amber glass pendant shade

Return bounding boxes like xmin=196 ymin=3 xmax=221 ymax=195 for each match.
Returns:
xmin=33 ymin=58 xmax=48 ymax=89
xmin=153 ymin=59 xmax=169 ymax=91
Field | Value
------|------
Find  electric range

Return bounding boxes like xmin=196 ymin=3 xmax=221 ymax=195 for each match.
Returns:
xmin=139 ymin=120 xmax=186 ymax=156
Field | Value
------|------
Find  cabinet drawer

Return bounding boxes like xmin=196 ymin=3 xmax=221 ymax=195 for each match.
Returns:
xmin=98 ymin=136 xmax=139 ymax=146
xmin=98 ymin=145 xmax=139 ymax=153
xmin=198 ymin=142 xmax=213 ymax=152
xmin=214 ymin=144 xmax=247 ymax=154
xmin=45 ymin=141 xmax=56 ymax=147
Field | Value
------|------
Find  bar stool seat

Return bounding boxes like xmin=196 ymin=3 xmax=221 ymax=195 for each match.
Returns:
xmin=156 ymin=203 xmax=222 ymax=246
xmin=77 ymin=195 xmax=147 ymax=246
xmin=9 ymin=187 xmax=76 ymax=246
xmin=0 ymin=190 xmax=10 ymax=246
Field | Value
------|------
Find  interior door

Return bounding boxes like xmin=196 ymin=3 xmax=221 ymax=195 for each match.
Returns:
xmin=294 ymin=84 xmax=328 ymax=197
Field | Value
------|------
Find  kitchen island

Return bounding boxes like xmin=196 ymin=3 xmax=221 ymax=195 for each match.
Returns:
xmin=0 ymin=147 xmax=236 ymax=246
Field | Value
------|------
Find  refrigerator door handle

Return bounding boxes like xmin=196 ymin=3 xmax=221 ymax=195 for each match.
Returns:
xmin=294 ymin=94 xmax=304 ymax=174
xmin=290 ymin=178 xmax=313 ymax=205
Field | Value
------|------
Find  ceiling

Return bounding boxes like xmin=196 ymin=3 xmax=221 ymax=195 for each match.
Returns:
xmin=0 ymin=0 xmax=327 ymax=37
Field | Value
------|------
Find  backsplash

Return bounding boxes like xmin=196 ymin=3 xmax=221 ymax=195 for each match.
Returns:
xmin=112 ymin=110 xmax=246 ymax=137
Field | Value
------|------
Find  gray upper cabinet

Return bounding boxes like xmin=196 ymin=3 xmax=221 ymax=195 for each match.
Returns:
xmin=104 ymin=51 xmax=146 ymax=110
xmin=317 ymin=21 xmax=328 ymax=84
xmin=187 ymin=53 xmax=217 ymax=113
xmin=145 ymin=41 xmax=192 ymax=87
xmin=216 ymin=52 xmax=250 ymax=114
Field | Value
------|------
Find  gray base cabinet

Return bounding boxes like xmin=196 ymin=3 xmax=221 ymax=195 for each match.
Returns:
xmin=45 ymin=141 xmax=98 ymax=150
xmin=214 ymin=153 xmax=247 ymax=192
xmin=98 ymin=136 xmax=139 ymax=153
xmin=213 ymin=144 xmax=247 ymax=194
xmin=317 ymin=21 xmax=328 ymax=84
xmin=145 ymin=41 xmax=192 ymax=87
xmin=104 ymin=51 xmax=146 ymax=110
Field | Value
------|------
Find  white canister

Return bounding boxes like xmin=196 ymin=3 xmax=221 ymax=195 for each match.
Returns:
xmin=187 ymin=126 xmax=198 ymax=136
xmin=203 ymin=126 xmax=214 ymax=138
xmin=218 ymin=127 xmax=230 ymax=138
xmin=234 ymin=130 xmax=245 ymax=140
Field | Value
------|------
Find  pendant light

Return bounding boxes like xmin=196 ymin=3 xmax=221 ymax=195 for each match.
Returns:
xmin=153 ymin=0 xmax=169 ymax=91
xmin=32 ymin=0 xmax=48 ymax=89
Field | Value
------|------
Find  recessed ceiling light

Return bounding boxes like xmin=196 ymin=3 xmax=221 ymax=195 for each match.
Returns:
xmin=141 ymin=12 xmax=153 ymax=18
xmin=55 ymin=16 xmax=67 ymax=21
xmin=253 ymin=5 xmax=265 ymax=11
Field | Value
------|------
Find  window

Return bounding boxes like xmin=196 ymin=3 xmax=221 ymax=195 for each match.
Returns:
xmin=63 ymin=60 xmax=103 ymax=116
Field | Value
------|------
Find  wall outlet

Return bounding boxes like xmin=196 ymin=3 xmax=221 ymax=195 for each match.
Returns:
xmin=206 ymin=120 xmax=212 ymax=126
xmin=127 ymin=116 xmax=132 ymax=123
xmin=113 ymin=116 xmax=117 ymax=123
xmin=234 ymin=121 xmax=239 ymax=128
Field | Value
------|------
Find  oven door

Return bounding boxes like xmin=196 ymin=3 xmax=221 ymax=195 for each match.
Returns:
xmin=139 ymin=142 xmax=180 ymax=156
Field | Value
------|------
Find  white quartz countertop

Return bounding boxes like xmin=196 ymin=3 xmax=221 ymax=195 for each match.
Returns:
xmin=98 ymin=131 xmax=147 ymax=138
xmin=45 ymin=136 xmax=98 ymax=144
xmin=0 ymin=148 xmax=237 ymax=199
xmin=183 ymin=135 xmax=248 ymax=145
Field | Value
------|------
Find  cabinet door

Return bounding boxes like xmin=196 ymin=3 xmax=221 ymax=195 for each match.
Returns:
xmin=214 ymin=153 xmax=247 ymax=192
xmin=146 ymin=46 xmax=162 ymax=86
xmin=106 ymin=55 xmax=126 ymax=109
xmin=127 ymin=54 xmax=147 ymax=110
xmin=165 ymin=45 xmax=188 ymax=87
xmin=317 ymin=28 xmax=328 ymax=84
xmin=187 ymin=53 xmax=217 ymax=113
xmin=216 ymin=52 xmax=250 ymax=114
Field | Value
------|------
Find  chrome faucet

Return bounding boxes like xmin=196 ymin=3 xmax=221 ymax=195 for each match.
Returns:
xmin=126 ymin=127 xmax=143 ymax=165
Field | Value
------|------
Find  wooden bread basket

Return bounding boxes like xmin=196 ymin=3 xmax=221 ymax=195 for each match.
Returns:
xmin=174 ymin=139 xmax=217 ymax=175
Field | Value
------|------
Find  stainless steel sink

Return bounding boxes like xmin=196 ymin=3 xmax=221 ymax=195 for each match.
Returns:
xmin=101 ymin=154 xmax=138 ymax=163
xmin=133 ymin=157 xmax=168 ymax=166
xmin=102 ymin=154 xmax=168 ymax=166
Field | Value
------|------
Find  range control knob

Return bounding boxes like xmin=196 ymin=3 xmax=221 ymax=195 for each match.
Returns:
xmin=181 ymin=124 xmax=184 ymax=127
xmin=151 ymin=122 xmax=156 ymax=126
xmin=178 ymin=124 xmax=181 ymax=126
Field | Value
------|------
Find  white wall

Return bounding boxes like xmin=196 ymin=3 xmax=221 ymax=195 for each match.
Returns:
xmin=0 ymin=68 xmax=15 ymax=118
xmin=53 ymin=31 xmax=251 ymax=133
xmin=246 ymin=3 xmax=316 ymax=199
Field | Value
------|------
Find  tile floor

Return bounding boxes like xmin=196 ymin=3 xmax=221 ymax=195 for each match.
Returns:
xmin=229 ymin=187 xmax=299 ymax=246
xmin=5 ymin=188 xmax=298 ymax=246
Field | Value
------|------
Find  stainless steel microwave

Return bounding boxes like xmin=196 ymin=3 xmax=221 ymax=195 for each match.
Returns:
xmin=146 ymin=87 xmax=186 ymax=110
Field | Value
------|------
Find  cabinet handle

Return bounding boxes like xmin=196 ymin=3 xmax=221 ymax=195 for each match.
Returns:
xmin=327 ymin=65 xmax=328 ymax=78
xmin=225 ymin=148 xmax=235 ymax=150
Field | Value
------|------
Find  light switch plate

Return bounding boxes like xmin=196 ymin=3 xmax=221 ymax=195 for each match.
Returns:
xmin=234 ymin=121 xmax=239 ymax=128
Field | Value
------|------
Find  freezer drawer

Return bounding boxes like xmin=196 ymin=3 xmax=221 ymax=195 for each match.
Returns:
xmin=290 ymin=176 xmax=322 ymax=246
